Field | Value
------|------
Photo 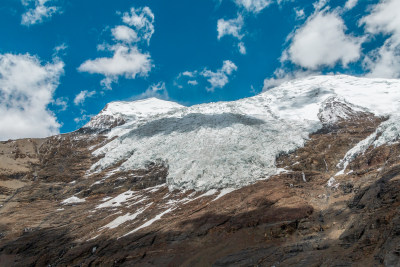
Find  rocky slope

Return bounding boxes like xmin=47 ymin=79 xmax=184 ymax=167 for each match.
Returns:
xmin=1 ymin=75 xmax=400 ymax=266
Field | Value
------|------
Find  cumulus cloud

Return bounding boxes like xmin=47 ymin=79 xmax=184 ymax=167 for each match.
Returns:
xmin=234 ymin=0 xmax=272 ymax=14
xmin=201 ymin=60 xmax=238 ymax=92
xmin=79 ymin=45 xmax=152 ymax=89
xmin=122 ymin=7 xmax=155 ymax=45
xmin=111 ymin=25 xmax=138 ymax=43
xmin=344 ymin=0 xmax=358 ymax=10
xmin=21 ymin=0 xmax=60 ymax=26
xmin=284 ymin=10 xmax=363 ymax=69
xmin=362 ymin=40 xmax=400 ymax=78
xmin=217 ymin=15 xmax=244 ymax=40
xmin=0 ymin=53 xmax=64 ymax=140
xmin=360 ymin=0 xmax=400 ymax=78
xmin=74 ymin=90 xmax=96 ymax=106
xmin=79 ymin=6 xmax=154 ymax=89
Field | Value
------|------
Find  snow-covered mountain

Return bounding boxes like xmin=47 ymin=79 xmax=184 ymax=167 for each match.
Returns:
xmin=4 ymin=75 xmax=400 ymax=266
xmin=88 ymin=75 xmax=400 ymax=191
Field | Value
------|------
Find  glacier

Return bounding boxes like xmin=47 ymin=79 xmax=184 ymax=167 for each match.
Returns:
xmin=88 ymin=75 xmax=400 ymax=191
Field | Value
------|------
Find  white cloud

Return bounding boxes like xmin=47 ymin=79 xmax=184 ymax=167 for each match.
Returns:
xmin=111 ymin=25 xmax=138 ymax=43
xmin=238 ymin=42 xmax=247 ymax=54
xmin=263 ymin=68 xmax=318 ymax=90
xmin=0 ymin=53 xmax=64 ymax=140
xmin=362 ymin=40 xmax=400 ymax=78
xmin=285 ymin=10 xmax=363 ymax=69
xmin=177 ymin=61 xmax=237 ymax=91
xmin=344 ymin=0 xmax=358 ymax=10
xmin=313 ymin=0 xmax=329 ymax=11
xmin=79 ymin=6 xmax=155 ymax=89
xmin=217 ymin=15 xmax=247 ymax=55
xmin=217 ymin=15 xmax=244 ymax=40
xmin=276 ymin=0 xmax=294 ymax=6
xmin=295 ymin=8 xmax=305 ymax=20
xmin=360 ymin=0 xmax=400 ymax=35
xmin=175 ymin=71 xmax=196 ymax=88
xmin=21 ymin=0 xmax=60 ymax=26
xmin=188 ymin=80 xmax=198 ymax=86
xmin=136 ymin=82 xmax=169 ymax=100
xmin=221 ymin=1 xmax=286 ymax=55
xmin=175 ymin=71 xmax=198 ymax=87
xmin=78 ymin=45 xmax=152 ymax=89
xmin=201 ymin=60 xmax=238 ymax=92
xmin=53 ymin=97 xmax=68 ymax=111
xmin=74 ymin=114 xmax=93 ymax=124
xmin=122 ymin=7 xmax=155 ymax=45
xmin=74 ymin=90 xmax=96 ymax=106
xmin=360 ymin=0 xmax=400 ymax=78
xmin=182 ymin=71 xmax=195 ymax=77
xmin=234 ymin=0 xmax=272 ymax=14
xmin=53 ymin=43 xmax=68 ymax=58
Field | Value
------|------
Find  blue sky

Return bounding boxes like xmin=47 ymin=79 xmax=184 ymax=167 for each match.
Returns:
xmin=0 ymin=0 xmax=399 ymax=140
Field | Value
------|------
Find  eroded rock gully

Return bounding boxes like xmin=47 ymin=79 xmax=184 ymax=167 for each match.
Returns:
xmin=1 ymin=114 xmax=400 ymax=267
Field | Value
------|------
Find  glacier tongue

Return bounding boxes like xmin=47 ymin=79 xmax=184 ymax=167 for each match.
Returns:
xmin=89 ymin=75 xmax=400 ymax=191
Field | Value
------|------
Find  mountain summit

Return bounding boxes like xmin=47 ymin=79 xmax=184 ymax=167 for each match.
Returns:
xmin=81 ymin=97 xmax=183 ymax=133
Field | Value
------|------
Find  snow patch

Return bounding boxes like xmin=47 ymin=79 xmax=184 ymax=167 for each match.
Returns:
xmin=62 ymin=196 xmax=85 ymax=205
xmin=193 ymin=189 xmax=218 ymax=200
xmin=213 ymin=188 xmax=235 ymax=201
xmin=123 ymin=207 xmax=174 ymax=237
xmin=96 ymin=190 xmax=139 ymax=209
xmin=144 ymin=184 xmax=166 ymax=193
xmin=327 ymin=177 xmax=340 ymax=189
xmin=101 ymin=206 xmax=148 ymax=229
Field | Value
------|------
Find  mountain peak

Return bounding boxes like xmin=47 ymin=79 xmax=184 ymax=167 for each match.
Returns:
xmin=80 ymin=98 xmax=184 ymax=133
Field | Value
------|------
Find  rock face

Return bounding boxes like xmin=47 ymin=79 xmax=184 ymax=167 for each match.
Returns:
xmin=1 ymin=75 xmax=400 ymax=266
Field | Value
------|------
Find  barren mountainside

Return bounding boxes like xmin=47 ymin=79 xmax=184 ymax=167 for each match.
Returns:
xmin=1 ymin=75 xmax=400 ymax=266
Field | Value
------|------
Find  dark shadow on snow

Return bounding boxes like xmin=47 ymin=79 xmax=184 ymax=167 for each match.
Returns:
xmin=122 ymin=113 xmax=266 ymax=138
